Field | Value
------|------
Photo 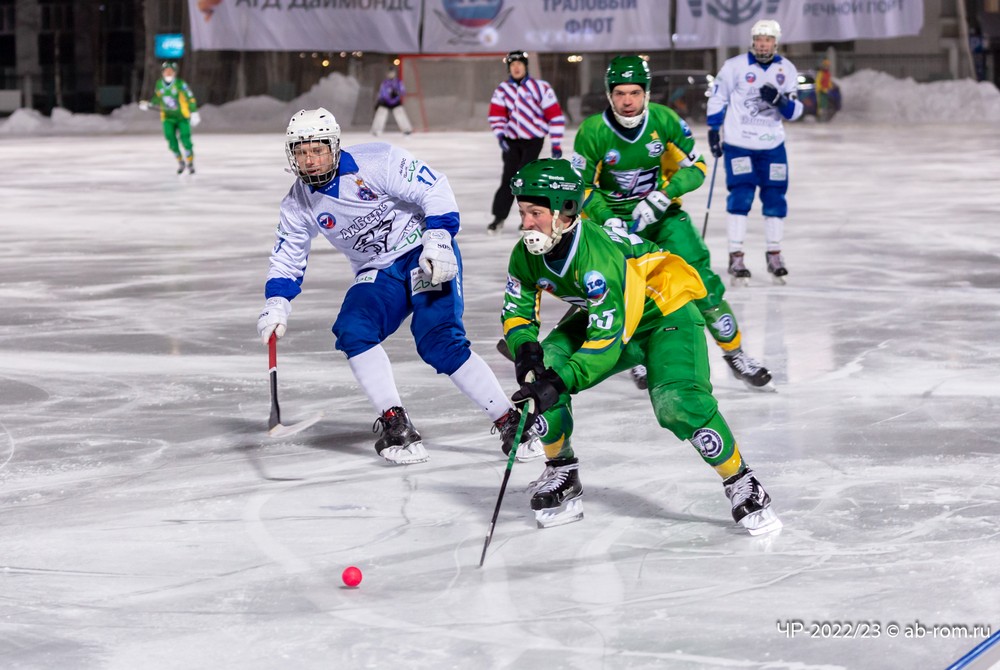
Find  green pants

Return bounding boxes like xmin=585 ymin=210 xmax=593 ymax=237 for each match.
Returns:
xmin=535 ymin=303 xmax=740 ymax=474
xmin=638 ymin=206 xmax=741 ymax=350
xmin=162 ymin=117 xmax=194 ymax=158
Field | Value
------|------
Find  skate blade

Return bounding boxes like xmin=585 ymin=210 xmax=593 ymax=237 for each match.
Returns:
xmin=268 ymin=412 xmax=323 ymax=438
xmin=739 ymin=507 xmax=783 ymax=536
xmin=380 ymin=441 xmax=429 ymax=465
xmin=741 ymin=379 xmax=778 ymax=393
xmin=514 ymin=436 xmax=545 ymax=462
xmin=770 ymin=275 xmax=787 ymax=285
xmin=730 ymin=276 xmax=750 ymax=287
xmin=535 ymin=498 xmax=584 ymax=529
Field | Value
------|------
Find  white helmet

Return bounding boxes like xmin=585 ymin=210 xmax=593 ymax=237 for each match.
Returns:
xmin=285 ymin=107 xmax=341 ymax=187
xmin=750 ymin=19 xmax=781 ymax=63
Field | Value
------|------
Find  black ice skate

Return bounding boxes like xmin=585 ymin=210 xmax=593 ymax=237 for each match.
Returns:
xmin=176 ymin=158 xmax=186 ymax=175
xmin=487 ymin=218 xmax=505 ymax=235
xmin=528 ymin=457 xmax=583 ymax=528
xmin=728 ymin=251 xmax=751 ymax=286
xmin=723 ymin=348 xmax=774 ymax=392
xmin=630 ymin=365 xmax=648 ymax=390
xmin=723 ymin=468 xmax=782 ymax=536
xmin=373 ymin=406 xmax=428 ymax=464
xmin=186 ymin=159 xmax=195 ymax=175
xmin=766 ymin=251 xmax=788 ymax=284
xmin=493 ymin=408 xmax=544 ymax=462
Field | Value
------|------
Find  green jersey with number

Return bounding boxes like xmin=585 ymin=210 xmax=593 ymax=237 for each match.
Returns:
xmin=502 ymin=221 xmax=706 ymax=393
xmin=571 ymin=103 xmax=707 ymax=225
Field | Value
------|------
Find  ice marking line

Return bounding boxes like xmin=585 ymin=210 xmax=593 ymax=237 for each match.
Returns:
xmin=0 ymin=418 xmax=14 ymax=471
xmin=242 ymin=485 xmax=311 ymax=575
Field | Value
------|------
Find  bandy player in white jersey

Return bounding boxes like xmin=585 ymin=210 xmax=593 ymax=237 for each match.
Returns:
xmin=256 ymin=108 xmax=541 ymax=465
xmin=707 ymin=19 xmax=803 ymax=285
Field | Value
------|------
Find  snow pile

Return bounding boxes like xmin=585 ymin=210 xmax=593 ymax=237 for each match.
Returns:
xmin=837 ymin=69 xmax=1000 ymax=123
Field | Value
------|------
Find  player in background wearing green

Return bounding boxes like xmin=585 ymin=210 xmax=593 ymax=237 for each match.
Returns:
xmin=140 ymin=61 xmax=201 ymax=175
xmin=501 ymin=158 xmax=781 ymax=535
xmin=571 ymin=56 xmax=772 ymax=391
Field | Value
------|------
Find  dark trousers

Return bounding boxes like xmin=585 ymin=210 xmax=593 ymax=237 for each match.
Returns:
xmin=491 ymin=136 xmax=545 ymax=221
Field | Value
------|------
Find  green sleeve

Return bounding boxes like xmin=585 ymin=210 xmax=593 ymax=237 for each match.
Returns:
xmin=501 ymin=252 xmax=542 ymax=360
xmin=662 ymin=113 xmax=707 ymax=199
xmin=573 ymin=118 xmax=617 ymax=225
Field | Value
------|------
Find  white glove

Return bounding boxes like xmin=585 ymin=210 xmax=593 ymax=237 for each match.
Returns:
xmin=630 ymin=191 xmax=672 ymax=233
xmin=190 ymin=111 xmax=201 ymax=127
xmin=603 ymin=217 xmax=628 ymax=232
xmin=138 ymin=100 xmax=149 ymax=112
xmin=418 ymin=229 xmax=458 ymax=286
xmin=257 ymin=296 xmax=291 ymax=345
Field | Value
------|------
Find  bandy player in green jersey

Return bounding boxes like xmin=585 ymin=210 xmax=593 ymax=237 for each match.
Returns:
xmin=501 ymin=158 xmax=781 ymax=535
xmin=571 ymin=56 xmax=772 ymax=392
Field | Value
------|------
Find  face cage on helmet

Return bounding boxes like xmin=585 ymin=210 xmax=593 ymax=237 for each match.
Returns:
xmin=285 ymin=138 xmax=341 ymax=188
xmin=517 ymin=194 xmax=581 ymax=255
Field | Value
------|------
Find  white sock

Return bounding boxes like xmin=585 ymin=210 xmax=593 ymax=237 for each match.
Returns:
xmin=764 ymin=216 xmax=784 ymax=252
xmin=727 ymin=213 xmax=747 ymax=253
xmin=449 ymin=352 xmax=512 ymax=422
xmin=348 ymin=345 xmax=402 ymax=414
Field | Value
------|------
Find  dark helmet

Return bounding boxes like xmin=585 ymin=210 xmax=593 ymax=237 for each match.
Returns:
xmin=504 ymin=50 xmax=529 ymax=69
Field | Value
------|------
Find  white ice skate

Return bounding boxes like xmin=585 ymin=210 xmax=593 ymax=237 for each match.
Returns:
xmin=528 ymin=458 xmax=584 ymax=528
xmin=766 ymin=251 xmax=788 ymax=285
xmin=728 ymin=251 xmax=751 ymax=287
xmin=723 ymin=468 xmax=782 ymax=536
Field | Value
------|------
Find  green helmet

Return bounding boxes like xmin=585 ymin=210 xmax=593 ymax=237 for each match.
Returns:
xmin=605 ymin=55 xmax=650 ymax=95
xmin=510 ymin=158 xmax=584 ymax=218
xmin=510 ymin=159 xmax=584 ymax=255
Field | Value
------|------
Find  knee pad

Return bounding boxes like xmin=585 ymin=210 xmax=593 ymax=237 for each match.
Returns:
xmin=760 ymin=187 xmax=788 ymax=218
xmin=649 ymin=383 xmax=719 ymax=441
xmin=414 ymin=324 xmax=470 ymax=375
xmin=726 ymin=185 xmax=755 ymax=215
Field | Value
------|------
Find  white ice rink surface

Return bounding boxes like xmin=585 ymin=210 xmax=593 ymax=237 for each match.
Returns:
xmin=2 ymin=121 xmax=999 ymax=670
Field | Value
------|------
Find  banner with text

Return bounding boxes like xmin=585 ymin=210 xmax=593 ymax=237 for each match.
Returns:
xmin=420 ymin=0 xmax=672 ymax=54
xmin=188 ymin=0 xmax=421 ymax=53
xmin=673 ymin=0 xmax=924 ymax=50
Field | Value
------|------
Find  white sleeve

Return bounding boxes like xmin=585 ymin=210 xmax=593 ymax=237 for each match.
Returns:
xmin=266 ymin=190 xmax=316 ymax=285
xmin=706 ymin=60 xmax=734 ymax=119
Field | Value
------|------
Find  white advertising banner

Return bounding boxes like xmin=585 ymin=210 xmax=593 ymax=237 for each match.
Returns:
xmin=188 ymin=0 xmax=421 ymax=53
xmin=673 ymin=0 xmax=924 ymax=50
xmin=421 ymin=0 xmax=673 ymax=54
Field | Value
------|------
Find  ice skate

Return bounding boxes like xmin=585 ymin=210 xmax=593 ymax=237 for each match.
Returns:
xmin=630 ymin=365 xmax=648 ymax=390
xmin=528 ymin=457 xmax=583 ymax=528
xmin=487 ymin=218 xmax=504 ymax=235
xmin=766 ymin=251 xmax=788 ymax=284
xmin=186 ymin=159 xmax=195 ymax=175
xmin=728 ymin=252 xmax=751 ymax=287
xmin=722 ymin=348 xmax=774 ymax=391
xmin=493 ymin=408 xmax=544 ymax=462
xmin=176 ymin=158 xmax=186 ymax=175
xmin=723 ymin=468 xmax=782 ymax=536
xmin=373 ymin=406 xmax=428 ymax=464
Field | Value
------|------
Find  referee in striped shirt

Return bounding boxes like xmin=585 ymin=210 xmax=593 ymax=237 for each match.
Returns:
xmin=487 ymin=50 xmax=566 ymax=234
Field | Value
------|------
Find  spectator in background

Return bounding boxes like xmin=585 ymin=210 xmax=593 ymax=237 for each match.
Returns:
xmin=815 ymin=59 xmax=834 ymax=121
xmin=371 ymin=66 xmax=413 ymax=136
xmin=486 ymin=50 xmax=565 ymax=235
xmin=140 ymin=61 xmax=200 ymax=175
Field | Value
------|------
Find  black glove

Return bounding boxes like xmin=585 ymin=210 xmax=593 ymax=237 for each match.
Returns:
xmin=707 ymin=128 xmax=723 ymax=158
xmin=759 ymin=84 xmax=788 ymax=108
xmin=498 ymin=136 xmax=510 ymax=153
xmin=513 ymin=341 xmax=546 ymax=385
xmin=511 ymin=368 xmax=567 ymax=418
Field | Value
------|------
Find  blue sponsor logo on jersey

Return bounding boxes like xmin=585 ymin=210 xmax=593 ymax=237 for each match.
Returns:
xmin=745 ymin=72 xmax=757 ymax=84
xmin=583 ymin=271 xmax=607 ymax=300
xmin=505 ymin=275 xmax=522 ymax=298
xmin=356 ymin=178 xmax=377 ymax=201
xmin=776 ymin=73 xmax=785 ymax=86
xmin=317 ymin=212 xmax=336 ymax=229
xmin=645 ymin=140 xmax=664 ymax=158
xmin=604 ymin=149 xmax=621 ymax=166
xmin=679 ymin=118 xmax=692 ymax=137
xmin=537 ymin=278 xmax=556 ymax=293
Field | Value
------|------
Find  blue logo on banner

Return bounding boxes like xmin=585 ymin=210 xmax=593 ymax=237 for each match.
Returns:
xmin=688 ymin=0 xmax=781 ymax=24
xmin=155 ymin=34 xmax=185 ymax=59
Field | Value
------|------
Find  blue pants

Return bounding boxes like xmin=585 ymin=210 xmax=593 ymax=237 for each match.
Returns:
xmin=332 ymin=245 xmax=471 ymax=375
xmin=722 ymin=143 xmax=789 ymax=218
